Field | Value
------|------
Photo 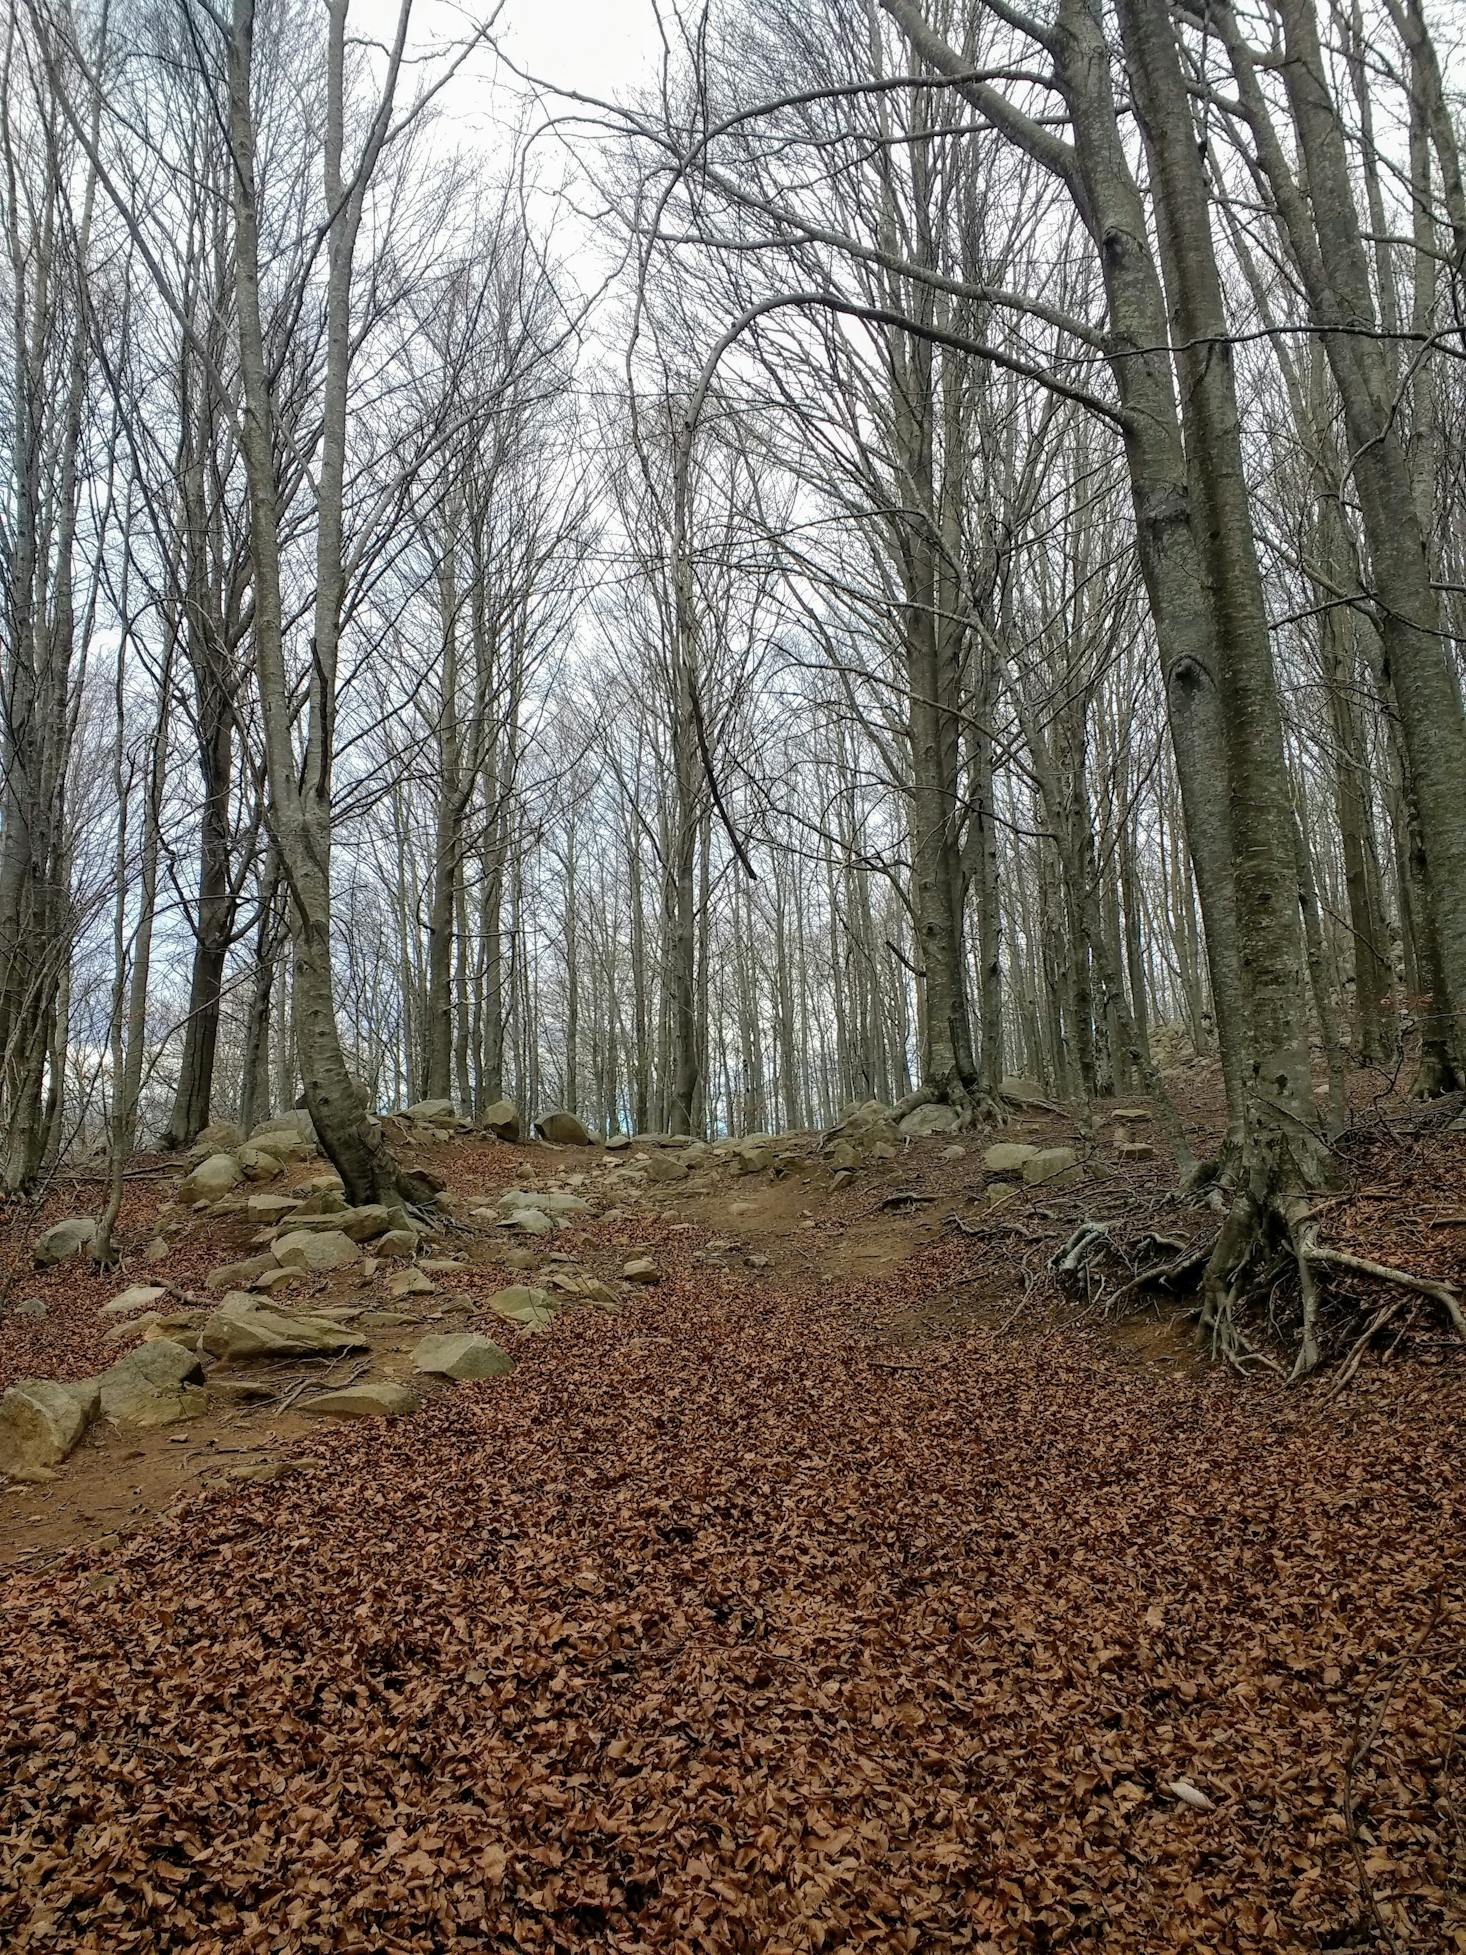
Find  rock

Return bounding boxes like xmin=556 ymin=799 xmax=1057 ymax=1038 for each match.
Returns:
xmin=1111 ymin=1107 xmax=1152 ymax=1125
xmin=484 ymin=1099 xmax=521 ymax=1142
xmin=623 ymin=1256 xmax=659 ymax=1285
xmin=207 ymin=1253 xmax=280 ymax=1289
xmin=195 ymin=1120 xmax=245 ymax=1152
xmin=1117 ymin=1141 xmax=1157 ymax=1162
xmin=984 ymin=1181 xmax=1016 ymax=1207
xmin=501 ymin=1189 xmax=589 ymax=1218
xmin=247 ymin=1193 xmax=301 ymax=1222
xmin=375 ymin=1228 xmax=417 ymax=1259
xmin=500 ymin=1207 xmax=554 ymax=1236
xmin=146 ymin=1236 xmax=172 ymax=1263
xmin=299 ymin=1382 xmax=419 ymax=1420
xmin=534 ymin=1109 xmax=596 ymax=1146
xmin=828 ymin=1141 xmax=858 ymax=1173
xmin=940 ymin=1145 xmax=966 ymax=1161
xmin=1021 ymin=1146 xmax=1082 ymax=1187
xmin=200 ymin=1294 xmax=368 ymax=1360
xmin=14 ymin=1297 xmax=47 ymax=1317
xmin=249 ymin=1130 xmax=313 ymax=1164
xmin=605 ymin=1132 xmax=632 ymax=1151
xmin=360 ymin=1309 xmax=413 ymax=1328
xmin=315 ymin=1203 xmax=393 ymax=1243
xmin=982 ymin=1142 xmax=1040 ymax=1174
xmin=500 ymin=1246 xmax=537 ymax=1269
xmin=179 ymin=1152 xmax=242 ymax=1204
xmin=34 ymin=1216 xmax=97 ymax=1267
xmin=999 ymin=1076 xmax=1047 ymax=1105
xmin=252 ymin=1266 xmax=303 ymax=1292
xmin=404 ymin=1097 xmax=457 ymax=1125
xmin=728 ymin=1140 xmax=775 ymax=1175
xmin=99 ymin=1284 xmax=169 ymax=1319
xmin=646 ymin=1153 xmax=689 ymax=1183
xmin=273 ymin=1228 xmax=360 ymax=1272
xmin=898 ymin=1103 xmax=962 ymax=1138
xmin=411 ymin=1332 xmax=513 ymax=1381
xmin=96 ymin=1340 xmax=206 ymax=1428
xmin=250 ymin=1110 xmax=316 ymax=1145
xmin=0 ymin=1379 xmax=99 ymax=1479
xmin=223 ymin=1458 xmax=322 ymax=1484
xmin=487 ymin=1285 xmax=557 ymax=1330
xmin=386 ymin=1268 xmax=436 ymax=1299
xmin=237 ymin=1142 xmax=286 ymax=1183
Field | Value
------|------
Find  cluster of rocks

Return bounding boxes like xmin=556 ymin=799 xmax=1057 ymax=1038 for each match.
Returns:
xmin=979 ymin=1141 xmax=1084 ymax=1203
xmin=0 ymin=1284 xmax=533 ymax=1481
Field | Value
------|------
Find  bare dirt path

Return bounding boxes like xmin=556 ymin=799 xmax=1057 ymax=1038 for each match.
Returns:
xmin=1 ymin=1188 xmax=1461 ymax=1953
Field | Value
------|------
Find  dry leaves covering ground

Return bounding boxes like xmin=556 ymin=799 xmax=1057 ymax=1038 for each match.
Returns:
xmin=1 ymin=1202 xmax=1462 ymax=1953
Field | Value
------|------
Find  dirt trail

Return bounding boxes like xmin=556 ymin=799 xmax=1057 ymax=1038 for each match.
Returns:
xmin=1 ymin=1125 xmax=1462 ymax=1950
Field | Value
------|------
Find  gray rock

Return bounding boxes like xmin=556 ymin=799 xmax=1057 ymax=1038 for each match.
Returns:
xmin=207 ymin=1253 xmax=280 ymax=1289
xmin=96 ymin=1340 xmax=206 ymax=1428
xmin=299 ymin=1382 xmax=419 ymax=1420
xmin=14 ymin=1297 xmax=48 ymax=1317
xmin=898 ymin=1103 xmax=962 ymax=1138
xmin=34 ymin=1216 xmax=97 ymax=1267
xmin=483 ymin=1098 xmax=522 ymax=1142
xmin=0 ymin=1378 xmax=99 ymax=1479
xmin=404 ymin=1097 xmax=457 ymax=1125
xmin=99 ymin=1284 xmax=169 ymax=1318
xmin=179 ymin=1152 xmax=243 ymax=1204
xmin=273 ymin=1228 xmax=360 ymax=1272
xmin=499 ymin=1207 xmax=555 ymax=1236
xmin=982 ymin=1142 xmax=1040 ymax=1174
xmin=534 ymin=1109 xmax=596 ymax=1146
xmin=487 ymin=1284 xmax=558 ymax=1330
xmin=411 ymin=1332 xmax=513 ymax=1381
xmin=623 ymin=1256 xmax=659 ymax=1284
xmin=237 ymin=1142 xmax=285 ymax=1182
xmin=646 ymin=1153 xmax=689 ymax=1183
xmin=200 ymin=1294 xmax=368 ymax=1360
xmin=1021 ymin=1146 xmax=1082 ymax=1187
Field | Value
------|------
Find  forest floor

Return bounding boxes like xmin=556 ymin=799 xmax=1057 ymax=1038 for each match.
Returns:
xmin=0 ymin=1083 xmax=1463 ymax=1951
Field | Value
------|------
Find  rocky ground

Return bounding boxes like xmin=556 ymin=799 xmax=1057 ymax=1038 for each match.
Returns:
xmin=0 ymin=1091 xmax=1462 ymax=1950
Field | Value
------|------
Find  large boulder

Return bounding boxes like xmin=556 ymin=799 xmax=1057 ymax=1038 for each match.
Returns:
xmin=195 ymin=1120 xmax=244 ymax=1152
xmin=0 ymin=1379 xmax=99 ymax=1480
xmin=982 ymin=1142 xmax=1039 ymax=1175
xmin=898 ymin=1102 xmax=962 ymax=1138
xmin=404 ymin=1097 xmax=457 ymax=1126
xmin=646 ymin=1154 xmax=689 ymax=1184
xmin=300 ymin=1382 xmax=418 ymax=1420
xmin=273 ymin=1228 xmax=360 ymax=1273
xmin=96 ymin=1340 xmax=206 ymax=1428
xmin=200 ymin=1294 xmax=369 ymax=1361
xmin=34 ymin=1216 xmax=97 ymax=1267
xmin=727 ymin=1138 xmax=775 ymax=1176
xmin=483 ymin=1099 xmax=521 ymax=1143
xmin=179 ymin=1152 xmax=242 ymax=1204
xmin=534 ymin=1110 xmax=596 ymax=1146
xmin=411 ymin=1332 xmax=513 ymax=1381
xmin=237 ymin=1142 xmax=285 ymax=1182
xmin=278 ymin=1203 xmax=393 ymax=1243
